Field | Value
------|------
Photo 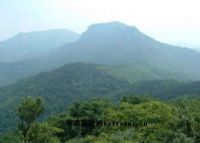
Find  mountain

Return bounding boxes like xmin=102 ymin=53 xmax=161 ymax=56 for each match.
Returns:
xmin=41 ymin=22 xmax=200 ymax=81
xmin=0 ymin=62 xmax=132 ymax=132
xmin=1 ymin=21 xmax=200 ymax=86
xmin=0 ymin=29 xmax=79 ymax=86
xmin=0 ymin=29 xmax=79 ymax=63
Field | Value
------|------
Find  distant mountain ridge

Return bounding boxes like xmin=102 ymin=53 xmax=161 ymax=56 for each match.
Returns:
xmin=0 ymin=29 xmax=79 ymax=86
xmin=1 ymin=21 xmax=200 ymax=86
xmin=0 ymin=29 xmax=79 ymax=63
xmin=41 ymin=21 xmax=200 ymax=81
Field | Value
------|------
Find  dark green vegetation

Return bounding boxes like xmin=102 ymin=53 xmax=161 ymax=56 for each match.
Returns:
xmin=131 ymin=80 xmax=200 ymax=99
xmin=98 ymin=64 xmax=190 ymax=83
xmin=1 ymin=95 xmax=200 ymax=143
xmin=16 ymin=96 xmax=45 ymax=143
xmin=0 ymin=63 xmax=132 ymax=132
xmin=0 ymin=63 xmax=200 ymax=134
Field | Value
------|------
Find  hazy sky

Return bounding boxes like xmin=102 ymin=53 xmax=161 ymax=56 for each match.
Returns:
xmin=0 ymin=0 xmax=200 ymax=46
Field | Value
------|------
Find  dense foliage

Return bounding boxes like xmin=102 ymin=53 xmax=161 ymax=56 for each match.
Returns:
xmin=131 ymin=80 xmax=200 ymax=99
xmin=16 ymin=96 xmax=45 ymax=143
xmin=0 ymin=63 xmax=132 ymax=132
xmin=1 ymin=95 xmax=200 ymax=143
xmin=1 ymin=63 xmax=200 ymax=133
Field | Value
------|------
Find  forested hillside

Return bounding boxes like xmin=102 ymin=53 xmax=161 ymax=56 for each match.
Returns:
xmin=131 ymin=80 xmax=200 ymax=99
xmin=1 ymin=62 xmax=200 ymax=133
xmin=1 ymin=0 xmax=200 ymax=142
xmin=98 ymin=64 xmax=191 ymax=82
xmin=0 ymin=63 xmax=132 ymax=132
xmin=1 ymin=95 xmax=200 ymax=143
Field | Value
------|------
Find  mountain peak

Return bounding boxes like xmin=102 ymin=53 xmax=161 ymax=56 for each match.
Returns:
xmin=87 ymin=21 xmax=139 ymax=31
xmin=79 ymin=21 xmax=140 ymax=42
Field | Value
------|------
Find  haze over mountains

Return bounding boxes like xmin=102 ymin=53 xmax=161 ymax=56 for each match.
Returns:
xmin=0 ymin=29 xmax=79 ymax=86
xmin=0 ymin=29 xmax=79 ymax=63
xmin=43 ymin=22 xmax=200 ymax=81
xmin=1 ymin=21 xmax=200 ymax=86
xmin=1 ymin=21 xmax=200 ymax=134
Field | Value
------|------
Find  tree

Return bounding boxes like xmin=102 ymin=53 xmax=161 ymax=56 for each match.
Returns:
xmin=16 ymin=96 xmax=45 ymax=143
xmin=0 ymin=132 xmax=21 ymax=143
xmin=27 ymin=122 xmax=61 ymax=143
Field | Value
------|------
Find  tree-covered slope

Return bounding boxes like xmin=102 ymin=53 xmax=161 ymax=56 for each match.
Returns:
xmin=1 ymin=63 xmax=200 ymax=132
xmin=97 ymin=64 xmax=193 ymax=82
xmin=0 ymin=60 xmax=46 ymax=86
xmin=0 ymin=63 xmax=132 ymax=132
xmin=2 ymin=95 xmax=200 ymax=143
xmin=131 ymin=80 xmax=200 ymax=99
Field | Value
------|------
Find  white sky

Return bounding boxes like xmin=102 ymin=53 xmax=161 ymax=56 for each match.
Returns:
xmin=0 ymin=0 xmax=200 ymax=46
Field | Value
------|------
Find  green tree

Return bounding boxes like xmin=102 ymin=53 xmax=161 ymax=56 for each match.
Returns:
xmin=27 ymin=122 xmax=62 ymax=143
xmin=0 ymin=132 xmax=21 ymax=143
xmin=16 ymin=96 xmax=45 ymax=143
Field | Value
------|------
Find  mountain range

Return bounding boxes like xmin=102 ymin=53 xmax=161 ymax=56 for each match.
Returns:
xmin=1 ymin=21 xmax=200 ymax=132
xmin=1 ymin=22 xmax=200 ymax=86
xmin=1 ymin=21 xmax=200 ymax=88
xmin=52 ymin=22 xmax=200 ymax=81
xmin=0 ymin=29 xmax=79 ymax=86
xmin=0 ymin=29 xmax=79 ymax=63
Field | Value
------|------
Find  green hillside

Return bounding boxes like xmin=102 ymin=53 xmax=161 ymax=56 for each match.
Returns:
xmin=1 ymin=95 xmax=200 ymax=143
xmin=1 ymin=62 xmax=200 ymax=133
xmin=0 ymin=63 xmax=132 ymax=132
xmin=131 ymin=80 xmax=200 ymax=99
xmin=98 ymin=64 xmax=192 ymax=83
